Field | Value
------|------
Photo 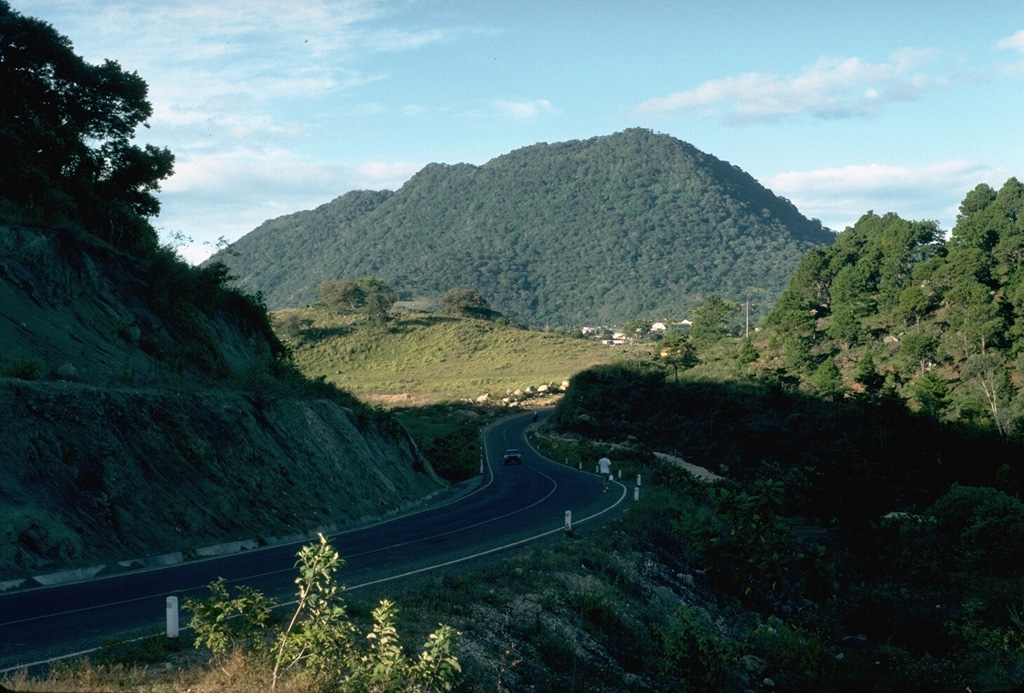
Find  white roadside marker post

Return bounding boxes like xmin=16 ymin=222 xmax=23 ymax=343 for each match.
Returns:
xmin=166 ymin=596 xmax=179 ymax=638
xmin=564 ymin=510 xmax=572 ymax=533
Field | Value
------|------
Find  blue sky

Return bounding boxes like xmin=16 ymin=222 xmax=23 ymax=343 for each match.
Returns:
xmin=14 ymin=0 xmax=1024 ymax=263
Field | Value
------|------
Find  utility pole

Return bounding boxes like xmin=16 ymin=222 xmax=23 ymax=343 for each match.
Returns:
xmin=743 ymin=286 xmax=765 ymax=339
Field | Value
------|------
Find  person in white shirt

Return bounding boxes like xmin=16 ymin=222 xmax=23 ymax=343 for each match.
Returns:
xmin=598 ymin=456 xmax=611 ymax=491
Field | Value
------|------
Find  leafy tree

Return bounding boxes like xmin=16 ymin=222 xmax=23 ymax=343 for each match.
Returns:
xmin=812 ymin=359 xmax=845 ymax=400
xmin=767 ymin=212 xmax=940 ymax=373
xmin=973 ymin=179 xmax=1024 ymax=345
xmin=830 ymin=262 xmax=877 ymax=320
xmin=956 ymin=183 xmax=998 ymax=226
xmin=898 ymin=284 xmax=931 ymax=331
xmin=912 ymin=370 xmax=948 ymax=419
xmin=854 ymin=352 xmax=885 ymax=396
xmin=763 ymin=248 xmax=830 ymax=361
xmin=961 ymin=353 xmax=1015 ymax=441
xmin=272 ymin=312 xmax=315 ymax=343
xmin=757 ymin=189 xmax=1024 ymax=410
xmin=815 ymin=212 xmax=939 ymax=327
xmin=361 ymin=278 xmax=398 ymax=326
xmin=940 ymin=270 xmax=1004 ymax=359
xmin=690 ymin=295 xmax=738 ymax=349
xmin=659 ymin=331 xmax=699 ymax=381
xmin=736 ymin=338 xmax=759 ymax=366
xmin=779 ymin=246 xmax=834 ymax=314
xmin=929 ymin=201 xmax=1010 ymax=358
xmin=782 ymin=332 xmax=816 ymax=374
xmin=439 ymin=288 xmax=499 ymax=319
xmin=825 ymin=303 xmax=861 ymax=349
xmin=873 ymin=216 xmax=939 ymax=318
xmin=898 ymin=331 xmax=938 ymax=377
xmin=318 ymin=277 xmax=396 ymax=325
xmin=319 ymin=279 xmax=365 ymax=314
xmin=0 ymin=1 xmax=174 ymax=251
xmin=623 ymin=318 xmax=653 ymax=339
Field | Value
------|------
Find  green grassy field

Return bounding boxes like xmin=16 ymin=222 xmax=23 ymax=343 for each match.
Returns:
xmin=274 ymin=307 xmax=648 ymax=405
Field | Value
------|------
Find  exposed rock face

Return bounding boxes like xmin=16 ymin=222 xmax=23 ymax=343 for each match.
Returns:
xmin=0 ymin=224 xmax=443 ymax=577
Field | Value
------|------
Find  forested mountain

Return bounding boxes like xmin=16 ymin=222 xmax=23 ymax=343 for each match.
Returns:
xmin=210 ymin=129 xmax=833 ymax=326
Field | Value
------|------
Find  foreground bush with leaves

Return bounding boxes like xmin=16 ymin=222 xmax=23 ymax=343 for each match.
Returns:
xmin=185 ymin=534 xmax=461 ymax=692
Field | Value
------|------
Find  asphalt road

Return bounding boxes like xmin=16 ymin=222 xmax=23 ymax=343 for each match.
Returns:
xmin=0 ymin=410 xmax=629 ymax=672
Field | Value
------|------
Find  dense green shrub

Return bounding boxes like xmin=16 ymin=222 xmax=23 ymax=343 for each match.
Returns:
xmin=185 ymin=535 xmax=461 ymax=691
xmin=418 ymin=428 xmax=480 ymax=482
xmin=654 ymin=602 xmax=738 ymax=691
xmin=0 ymin=352 xmax=45 ymax=380
xmin=743 ymin=616 xmax=835 ymax=691
xmin=185 ymin=577 xmax=276 ymax=658
xmin=927 ymin=484 xmax=1024 ymax=579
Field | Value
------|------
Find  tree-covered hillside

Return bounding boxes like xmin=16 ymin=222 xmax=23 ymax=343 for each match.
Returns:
xmin=758 ymin=178 xmax=1024 ymax=439
xmin=211 ymin=129 xmax=834 ymax=326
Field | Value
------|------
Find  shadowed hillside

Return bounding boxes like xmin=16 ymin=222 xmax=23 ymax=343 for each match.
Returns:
xmin=0 ymin=223 xmax=444 ymax=578
xmin=0 ymin=4 xmax=443 ymax=578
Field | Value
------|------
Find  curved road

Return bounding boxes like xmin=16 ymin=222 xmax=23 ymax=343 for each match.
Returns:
xmin=0 ymin=411 xmax=628 ymax=672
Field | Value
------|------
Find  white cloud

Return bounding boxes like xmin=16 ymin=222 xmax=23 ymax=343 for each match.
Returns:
xmin=362 ymin=27 xmax=449 ymax=52
xmin=491 ymin=99 xmax=555 ymax=120
xmin=763 ymin=160 xmax=1012 ymax=233
xmin=160 ymin=148 xmax=323 ymax=195
xmin=353 ymin=161 xmax=423 ymax=186
xmin=32 ymin=0 xmax=465 ymax=264
xmin=160 ymin=147 xmax=419 ymax=202
xmin=996 ymin=29 xmax=1024 ymax=52
xmin=46 ymin=1 xmax=382 ymax=68
xmin=993 ymin=29 xmax=1024 ymax=76
xmin=635 ymin=48 xmax=942 ymax=123
xmin=154 ymin=149 xmax=423 ymax=263
xmin=34 ymin=1 xmax=409 ymax=128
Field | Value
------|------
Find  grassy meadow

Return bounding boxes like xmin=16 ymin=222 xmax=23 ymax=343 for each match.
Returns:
xmin=273 ymin=306 xmax=648 ymax=405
